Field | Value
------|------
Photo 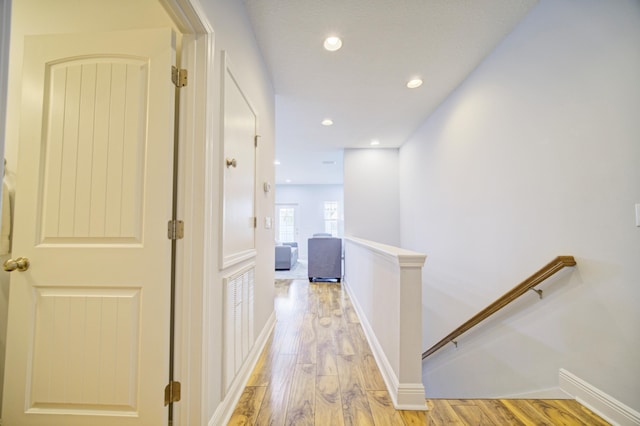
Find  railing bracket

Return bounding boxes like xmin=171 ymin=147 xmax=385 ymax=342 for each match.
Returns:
xmin=530 ymin=287 xmax=543 ymax=299
xmin=451 ymin=339 xmax=458 ymax=349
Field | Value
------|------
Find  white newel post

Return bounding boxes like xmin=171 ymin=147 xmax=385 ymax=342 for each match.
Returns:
xmin=398 ymin=258 xmax=428 ymax=407
xmin=343 ymin=237 xmax=427 ymax=411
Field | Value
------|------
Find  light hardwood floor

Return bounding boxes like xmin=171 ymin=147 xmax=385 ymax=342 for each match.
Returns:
xmin=229 ymin=279 xmax=610 ymax=425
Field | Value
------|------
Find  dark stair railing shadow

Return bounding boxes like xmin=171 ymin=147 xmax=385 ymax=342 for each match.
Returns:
xmin=422 ymin=255 xmax=577 ymax=359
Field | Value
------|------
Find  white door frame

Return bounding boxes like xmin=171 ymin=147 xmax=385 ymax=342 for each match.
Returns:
xmin=158 ymin=1 xmax=214 ymax=425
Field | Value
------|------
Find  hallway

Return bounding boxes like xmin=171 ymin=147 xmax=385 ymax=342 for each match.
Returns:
xmin=228 ymin=279 xmax=611 ymax=425
xmin=229 ymin=278 xmax=426 ymax=424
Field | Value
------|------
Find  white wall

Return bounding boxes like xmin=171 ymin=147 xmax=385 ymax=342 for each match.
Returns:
xmin=344 ymin=148 xmax=400 ymax=246
xmin=275 ymin=184 xmax=343 ymax=259
xmin=399 ymin=0 xmax=640 ymax=410
xmin=196 ymin=0 xmax=276 ymax=420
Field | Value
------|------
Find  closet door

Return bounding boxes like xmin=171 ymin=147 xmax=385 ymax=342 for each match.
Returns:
xmin=220 ymin=51 xmax=257 ymax=268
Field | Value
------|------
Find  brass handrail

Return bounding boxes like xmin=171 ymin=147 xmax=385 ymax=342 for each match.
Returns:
xmin=422 ymin=256 xmax=576 ymax=359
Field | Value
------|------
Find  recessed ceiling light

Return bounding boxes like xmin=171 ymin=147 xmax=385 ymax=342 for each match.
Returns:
xmin=322 ymin=160 xmax=337 ymax=165
xmin=285 ymin=179 xmax=292 ymax=183
xmin=407 ymin=78 xmax=423 ymax=89
xmin=274 ymin=160 xmax=281 ymax=165
xmin=321 ymin=119 xmax=333 ymax=126
xmin=370 ymin=140 xmax=380 ymax=146
xmin=323 ymin=36 xmax=342 ymax=52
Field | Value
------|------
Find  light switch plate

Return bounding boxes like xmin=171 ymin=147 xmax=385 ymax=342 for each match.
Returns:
xmin=636 ymin=204 xmax=640 ymax=227
xmin=265 ymin=217 xmax=272 ymax=229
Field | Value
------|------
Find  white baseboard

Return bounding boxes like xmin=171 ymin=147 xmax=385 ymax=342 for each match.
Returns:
xmin=502 ymin=386 xmax=571 ymax=399
xmin=396 ymin=383 xmax=430 ymax=410
xmin=343 ymin=281 xmax=427 ymax=411
xmin=208 ymin=312 xmax=276 ymax=426
xmin=559 ymin=369 xmax=640 ymax=426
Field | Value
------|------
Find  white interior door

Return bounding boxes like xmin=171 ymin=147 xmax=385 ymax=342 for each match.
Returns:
xmin=221 ymin=52 xmax=257 ymax=268
xmin=2 ymin=28 xmax=175 ymax=425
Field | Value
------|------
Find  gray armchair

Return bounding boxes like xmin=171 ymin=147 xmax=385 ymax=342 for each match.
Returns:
xmin=307 ymin=236 xmax=342 ymax=282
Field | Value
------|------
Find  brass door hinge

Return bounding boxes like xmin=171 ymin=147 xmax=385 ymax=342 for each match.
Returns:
xmin=164 ymin=381 xmax=181 ymax=406
xmin=254 ymin=217 xmax=257 ymax=228
xmin=254 ymin=135 xmax=260 ymax=147
xmin=171 ymin=66 xmax=188 ymax=87
xmin=168 ymin=220 xmax=184 ymax=240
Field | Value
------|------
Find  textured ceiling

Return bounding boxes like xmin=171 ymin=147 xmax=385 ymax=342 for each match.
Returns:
xmin=243 ymin=0 xmax=539 ymax=184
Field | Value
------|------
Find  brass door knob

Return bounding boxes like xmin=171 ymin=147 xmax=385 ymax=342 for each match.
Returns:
xmin=3 ymin=257 xmax=30 ymax=272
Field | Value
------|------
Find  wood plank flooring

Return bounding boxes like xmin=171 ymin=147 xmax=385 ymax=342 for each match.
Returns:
xmin=425 ymin=399 xmax=609 ymax=425
xmin=229 ymin=279 xmax=610 ymax=425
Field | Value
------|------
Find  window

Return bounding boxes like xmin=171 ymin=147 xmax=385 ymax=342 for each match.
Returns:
xmin=277 ymin=206 xmax=295 ymax=242
xmin=324 ymin=201 xmax=338 ymax=236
